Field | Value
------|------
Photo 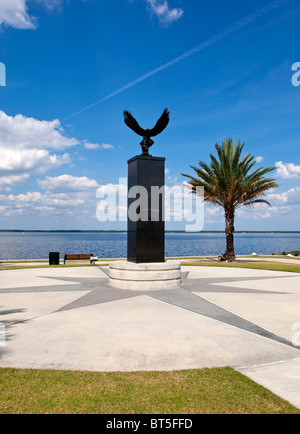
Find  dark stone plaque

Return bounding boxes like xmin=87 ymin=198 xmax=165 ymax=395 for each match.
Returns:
xmin=127 ymin=155 xmax=165 ymax=263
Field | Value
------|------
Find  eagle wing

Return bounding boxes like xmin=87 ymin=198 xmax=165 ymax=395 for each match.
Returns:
xmin=123 ymin=110 xmax=146 ymax=137
xmin=148 ymin=108 xmax=170 ymax=137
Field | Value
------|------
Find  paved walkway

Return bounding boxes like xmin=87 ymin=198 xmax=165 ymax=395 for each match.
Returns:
xmin=0 ymin=264 xmax=300 ymax=409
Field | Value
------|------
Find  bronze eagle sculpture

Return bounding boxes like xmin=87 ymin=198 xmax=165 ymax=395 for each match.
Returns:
xmin=123 ymin=108 xmax=170 ymax=156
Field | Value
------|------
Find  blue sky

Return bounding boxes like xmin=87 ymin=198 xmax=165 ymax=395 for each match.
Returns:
xmin=0 ymin=0 xmax=300 ymax=231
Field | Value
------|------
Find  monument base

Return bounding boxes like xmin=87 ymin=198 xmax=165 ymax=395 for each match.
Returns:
xmin=108 ymin=261 xmax=181 ymax=290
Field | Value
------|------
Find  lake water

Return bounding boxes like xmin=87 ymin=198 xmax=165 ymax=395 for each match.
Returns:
xmin=0 ymin=232 xmax=299 ymax=260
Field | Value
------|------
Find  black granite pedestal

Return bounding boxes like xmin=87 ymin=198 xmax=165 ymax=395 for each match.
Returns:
xmin=127 ymin=155 xmax=165 ymax=263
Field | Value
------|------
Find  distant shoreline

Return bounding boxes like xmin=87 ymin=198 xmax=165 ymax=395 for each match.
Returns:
xmin=0 ymin=230 xmax=299 ymax=234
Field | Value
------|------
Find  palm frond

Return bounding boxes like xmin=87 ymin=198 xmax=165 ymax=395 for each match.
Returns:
xmin=183 ymin=138 xmax=278 ymax=214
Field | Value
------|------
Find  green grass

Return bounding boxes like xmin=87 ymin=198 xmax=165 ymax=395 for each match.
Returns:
xmin=0 ymin=263 xmax=108 ymax=271
xmin=258 ymin=255 xmax=300 ymax=260
xmin=0 ymin=260 xmax=49 ymax=263
xmin=182 ymin=260 xmax=300 ymax=273
xmin=0 ymin=367 xmax=299 ymax=414
xmin=1 ymin=259 xmax=300 ymax=273
xmin=237 ymin=255 xmax=300 ymax=261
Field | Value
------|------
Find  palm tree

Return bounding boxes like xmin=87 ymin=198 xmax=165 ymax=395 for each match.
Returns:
xmin=182 ymin=139 xmax=278 ymax=262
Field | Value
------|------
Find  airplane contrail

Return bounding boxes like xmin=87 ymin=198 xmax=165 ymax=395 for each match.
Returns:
xmin=63 ymin=0 xmax=289 ymax=121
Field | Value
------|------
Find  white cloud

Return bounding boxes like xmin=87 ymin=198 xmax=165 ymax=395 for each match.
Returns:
xmin=1 ymin=185 xmax=95 ymax=217
xmin=233 ymin=187 xmax=300 ymax=222
xmin=255 ymin=156 xmax=265 ymax=163
xmin=275 ymin=161 xmax=300 ymax=179
xmin=0 ymin=111 xmax=78 ymax=151
xmin=38 ymin=174 xmax=99 ymax=193
xmin=6 ymin=190 xmax=86 ymax=209
xmin=206 ymin=207 xmax=222 ymax=216
xmin=0 ymin=110 xmax=111 ymax=197
xmin=0 ymin=173 xmax=102 ymax=217
xmin=100 ymin=143 xmax=114 ymax=149
xmin=167 ymin=175 xmax=178 ymax=184
xmin=266 ymin=187 xmax=300 ymax=206
xmin=0 ymin=0 xmax=64 ymax=30
xmin=0 ymin=174 xmax=29 ymax=191
xmin=34 ymin=0 xmax=63 ymax=11
xmin=0 ymin=148 xmax=71 ymax=174
xmin=84 ymin=141 xmax=114 ymax=150
xmin=84 ymin=142 xmax=101 ymax=150
xmin=252 ymin=211 xmax=272 ymax=220
xmin=0 ymin=110 xmax=79 ymax=179
xmin=146 ymin=0 xmax=183 ymax=25
xmin=0 ymin=0 xmax=36 ymax=29
xmin=236 ymin=206 xmax=273 ymax=220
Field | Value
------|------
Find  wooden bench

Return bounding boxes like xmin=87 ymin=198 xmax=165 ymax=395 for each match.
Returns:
xmin=64 ymin=254 xmax=97 ymax=265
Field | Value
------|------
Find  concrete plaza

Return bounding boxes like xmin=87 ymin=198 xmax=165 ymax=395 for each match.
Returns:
xmin=0 ymin=262 xmax=300 ymax=409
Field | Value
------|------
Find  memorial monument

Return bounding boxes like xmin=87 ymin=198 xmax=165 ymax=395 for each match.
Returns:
xmin=108 ymin=109 xmax=181 ymax=290
xmin=124 ymin=108 xmax=169 ymax=263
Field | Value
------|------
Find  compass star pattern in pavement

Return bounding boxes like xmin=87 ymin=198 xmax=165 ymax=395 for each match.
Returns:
xmin=38 ymin=267 xmax=296 ymax=349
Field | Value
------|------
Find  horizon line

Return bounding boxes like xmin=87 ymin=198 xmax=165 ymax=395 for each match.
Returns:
xmin=0 ymin=230 xmax=299 ymax=233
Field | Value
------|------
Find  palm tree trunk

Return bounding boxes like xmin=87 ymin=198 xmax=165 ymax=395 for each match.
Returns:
xmin=224 ymin=209 xmax=236 ymax=262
